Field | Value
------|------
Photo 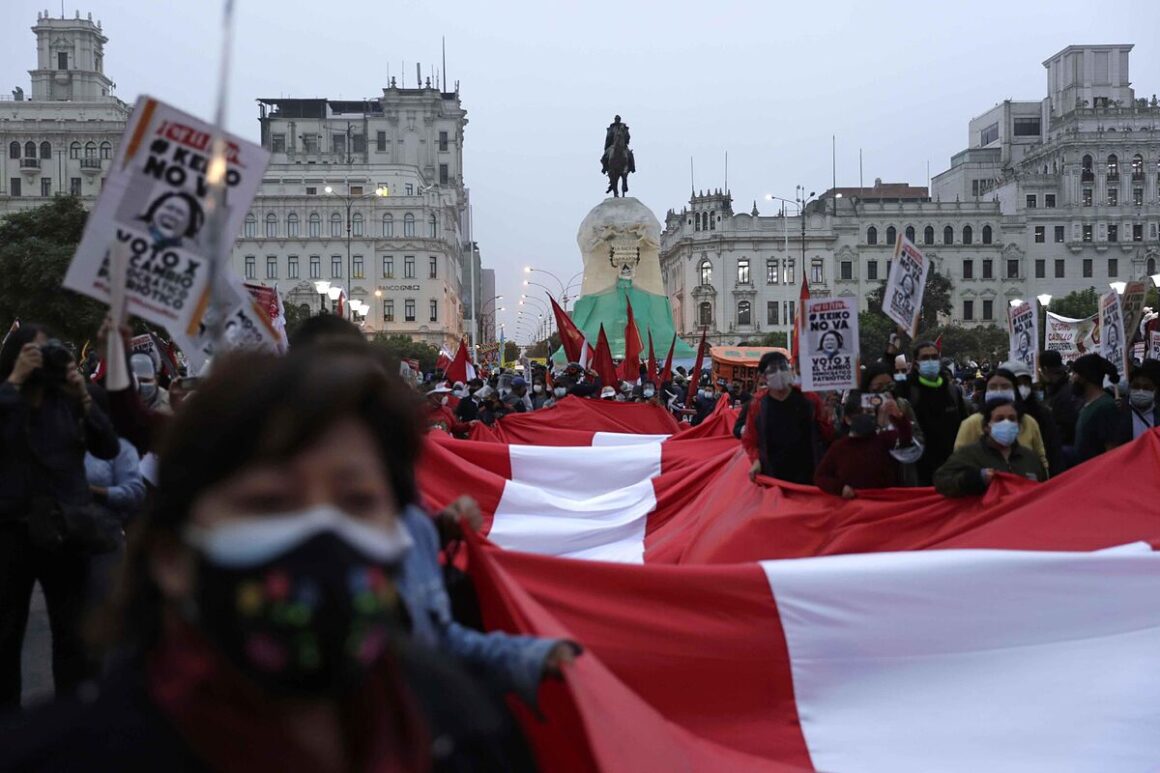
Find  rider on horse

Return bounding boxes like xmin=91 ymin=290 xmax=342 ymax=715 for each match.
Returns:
xmin=601 ymin=115 xmax=635 ymax=196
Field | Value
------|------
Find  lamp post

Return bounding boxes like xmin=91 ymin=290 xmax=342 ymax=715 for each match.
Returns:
xmin=313 ymin=280 xmax=332 ymax=315
xmin=374 ymin=289 xmax=383 ymax=332
xmin=1036 ymin=294 xmax=1052 ymax=353
xmin=796 ymin=185 xmax=818 ymax=284
xmin=324 ymin=184 xmax=389 ymax=319
xmin=1109 ymin=281 xmax=1127 ymax=295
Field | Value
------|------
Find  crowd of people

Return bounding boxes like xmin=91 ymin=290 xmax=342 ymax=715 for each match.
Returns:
xmin=1 ymin=310 xmax=1158 ymax=769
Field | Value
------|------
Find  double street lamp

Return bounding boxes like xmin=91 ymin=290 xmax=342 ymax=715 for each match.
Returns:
xmin=324 ymin=184 xmax=389 ymax=321
xmin=523 ymin=266 xmax=585 ymax=308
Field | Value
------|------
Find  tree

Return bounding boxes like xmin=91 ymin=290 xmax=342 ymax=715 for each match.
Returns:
xmin=0 ymin=196 xmax=109 ymax=345
xmin=281 ymin=301 xmax=313 ymax=340
xmin=750 ymin=331 xmax=788 ymax=347
xmin=1050 ymin=288 xmax=1100 ymax=319
xmin=370 ymin=333 xmax=440 ymax=372
xmin=503 ymin=340 xmax=520 ymax=363
xmin=526 ymin=332 xmax=560 ymax=359
xmin=861 ymin=266 xmax=955 ymax=356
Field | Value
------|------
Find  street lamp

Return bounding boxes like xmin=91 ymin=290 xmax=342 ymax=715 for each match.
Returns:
xmin=1110 ymin=281 xmax=1127 ymax=294
xmin=313 ymin=280 xmax=331 ymax=315
xmin=1151 ymin=273 xmax=1160 ymax=288
xmin=374 ymin=288 xmax=383 ymax=331
xmin=324 ymin=184 xmax=389 ymax=320
xmin=1009 ymin=298 xmax=1024 ymax=307
xmin=1036 ymin=294 xmax=1052 ymax=352
xmin=1036 ymin=294 xmax=1052 ymax=307
xmin=796 ymin=185 xmax=818 ymax=278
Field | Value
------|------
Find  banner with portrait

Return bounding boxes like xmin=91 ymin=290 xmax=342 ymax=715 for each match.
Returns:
xmin=1099 ymin=290 xmax=1128 ymax=378
xmin=800 ymin=297 xmax=860 ymax=392
xmin=1045 ymin=312 xmax=1099 ymax=365
xmin=1007 ymin=300 xmax=1038 ymax=375
xmin=1149 ymin=330 xmax=1160 ymax=362
xmin=1119 ymin=280 xmax=1148 ymax=345
xmin=884 ymin=236 xmax=929 ymax=336
xmin=64 ymin=96 xmax=269 ymax=333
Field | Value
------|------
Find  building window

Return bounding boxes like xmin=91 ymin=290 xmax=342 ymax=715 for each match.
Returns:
xmin=867 ymin=261 xmax=878 ymax=281
xmin=1106 ymin=154 xmax=1119 ymax=180
xmin=439 ymin=131 xmax=449 ymax=152
xmin=737 ymin=301 xmax=752 ymax=326
xmin=737 ymin=258 xmax=750 ymax=284
xmin=1134 ymin=188 xmax=1144 ymax=207
xmin=1148 ymin=257 xmax=1158 ymax=275
xmin=308 ymin=213 xmax=321 ymax=237
xmin=1012 ymin=117 xmax=1040 ymax=136
xmin=23 ymin=141 xmax=36 ymax=160
xmin=382 ymin=214 xmax=394 ymax=237
xmin=766 ymin=259 xmax=778 ymax=284
xmin=785 ymin=259 xmax=795 ymax=285
xmin=429 ymin=299 xmax=438 ymax=322
xmin=330 ymin=213 xmax=343 ymax=237
xmin=1082 ymin=188 xmax=1093 ymax=207
xmin=1131 ymin=154 xmax=1144 ymax=180
xmin=353 ymin=255 xmax=364 ymax=279
xmin=1133 ymin=224 xmax=1143 ymax=242
xmin=244 ymin=214 xmax=257 ymax=238
xmin=262 ymin=256 xmax=276 ymax=279
xmin=39 ymin=141 xmax=51 ymax=160
xmin=1006 ymin=259 xmax=1019 ymax=279
xmin=1034 ymin=226 xmax=1045 ymax=243
xmin=811 ymin=258 xmax=824 ymax=284
xmin=384 ymin=300 xmax=394 ymax=322
xmin=68 ymin=142 xmax=80 ymax=159
xmin=1082 ymin=259 xmax=1092 ymax=278
xmin=405 ymin=183 xmax=414 ymax=196
xmin=982 ymin=259 xmax=993 ymax=279
xmin=40 ymin=178 xmax=51 ymax=197
xmin=698 ymin=302 xmax=713 ymax=327
xmin=866 ymin=226 xmax=878 ymax=245
xmin=1055 ymin=259 xmax=1065 ymax=278
xmin=1035 ymin=259 xmax=1045 ymax=278
xmin=301 ymin=134 xmax=319 ymax=153
xmin=1108 ymin=258 xmax=1119 ymax=277
xmin=9 ymin=177 xmax=23 ymax=196
xmin=885 ymin=226 xmax=897 ymax=246
xmin=271 ymin=134 xmax=286 ymax=153
xmin=767 ymin=301 xmax=779 ymax=326
xmin=786 ymin=300 xmax=796 ymax=325
xmin=1082 ymin=224 xmax=1093 ymax=242
xmin=376 ymin=131 xmax=386 ymax=152
xmin=1025 ymin=195 xmax=1037 ymax=209
xmin=943 ymin=226 xmax=953 ymax=245
xmin=428 ymin=214 xmax=438 ymax=238
xmin=382 ymin=256 xmax=394 ymax=278
xmin=963 ymin=225 xmax=974 ymax=244
xmin=1081 ymin=154 xmax=1094 ymax=182
xmin=351 ymin=213 xmax=363 ymax=237
xmin=286 ymin=213 xmax=299 ymax=237
xmin=1107 ymin=188 xmax=1118 ymax=207
xmin=57 ymin=51 xmax=68 ymax=70
xmin=980 ymin=122 xmax=999 ymax=145
xmin=840 ymin=261 xmax=852 ymax=280
xmin=404 ymin=255 xmax=415 ymax=279
xmin=332 ymin=133 xmax=346 ymax=156
xmin=309 ymin=256 xmax=320 ymax=279
xmin=8 ymin=141 xmax=19 ymax=159
xmin=963 ymin=300 xmax=974 ymax=321
xmin=326 ymin=255 xmax=341 ymax=278
xmin=351 ymin=134 xmax=366 ymax=154
xmin=1108 ymin=224 xmax=1118 ymax=243
xmin=962 ymin=260 xmax=974 ymax=279
xmin=428 ymin=256 xmax=438 ymax=279
xmin=1055 ymin=225 xmax=1065 ymax=243
xmin=1045 ymin=194 xmax=1056 ymax=208
xmin=905 ymin=225 xmax=915 ymax=243
xmin=69 ymin=177 xmax=81 ymax=196
xmin=699 ymin=259 xmax=712 ymax=286
xmin=265 ymin=213 xmax=277 ymax=238
xmin=288 ymin=256 xmax=299 ymax=279
xmin=439 ymin=164 xmax=449 ymax=185
xmin=982 ymin=299 xmax=994 ymax=321
xmin=244 ymin=256 xmax=256 ymax=280
xmin=404 ymin=299 xmax=416 ymax=322
xmin=84 ymin=142 xmax=96 ymax=159
xmin=403 ymin=213 xmax=415 ymax=237
xmin=923 ymin=226 xmax=935 ymax=245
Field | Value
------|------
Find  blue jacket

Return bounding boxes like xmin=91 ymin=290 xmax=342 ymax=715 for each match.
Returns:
xmin=84 ymin=439 xmax=146 ymax=521
xmin=397 ymin=506 xmax=564 ymax=708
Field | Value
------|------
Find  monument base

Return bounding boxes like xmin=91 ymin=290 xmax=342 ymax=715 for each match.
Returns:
xmin=568 ymin=279 xmax=696 ymax=361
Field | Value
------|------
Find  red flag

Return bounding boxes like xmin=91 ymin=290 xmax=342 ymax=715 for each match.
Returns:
xmin=336 ymin=290 xmax=345 ymax=318
xmin=619 ymin=296 xmax=644 ymax=384
xmin=592 ymin=324 xmax=618 ymax=389
xmin=444 ymin=339 xmax=476 ymax=384
xmin=549 ymin=295 xmax=587 ymax=364
xmin=791 ymin=276 xmax=810 ymax=369
xmin=685 ymin=328 xmax=708 ymax=405
xmin=659 ymin=334 xmax=677 ymax=385
xmin=646 ymin=330 xmax=657 ymax=384
xmin=934 ymin=334 xmax=943 ymax=353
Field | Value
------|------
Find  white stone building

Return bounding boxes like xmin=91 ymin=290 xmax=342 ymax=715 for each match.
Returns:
xmin=661 ymin=43 xmax=1160 ymax=345
xmin=0 ymin=11 xmax=129 ymax=214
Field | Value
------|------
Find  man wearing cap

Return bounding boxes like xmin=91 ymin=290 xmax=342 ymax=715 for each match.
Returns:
xmin=129 ymin=352 xmax=171 ymax=415
xmin=503 ymin=376 xmax=532 ymax=413
xmin=1039 ymin=350 xmax=1082 ymax=460
xmin=1001 ymin=359 xmax=1064 ymax=474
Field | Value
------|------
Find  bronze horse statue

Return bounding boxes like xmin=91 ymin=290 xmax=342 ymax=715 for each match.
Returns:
xmin=601 ymin=116 xmax=635 ymax=197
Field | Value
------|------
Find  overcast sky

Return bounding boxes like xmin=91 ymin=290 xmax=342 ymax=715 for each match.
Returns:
xmin=5 ymin=0 xmax=1158 ymax=341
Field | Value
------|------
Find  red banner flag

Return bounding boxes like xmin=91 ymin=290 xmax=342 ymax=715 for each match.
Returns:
xmin=550 ymin=295 xmax=587 ymax=364
xmin=444 ymin=339 xmax=476 ymax=384
xmin=659 ymin=334 xmax=677 ymax=385
xmin=686 ymin=328 xmax=708 ymax=405
xmin=792 ymin=276 xmax=810 ymax=369
xmin=619 ymin=296 xmax=644 ymax=384
xmin=646 ymin=330 xmax=657 ymax=384
xmin=592 ymin=324 xmax=618 ymax=389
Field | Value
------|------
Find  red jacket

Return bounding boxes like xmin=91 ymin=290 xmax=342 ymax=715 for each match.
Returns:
xmin=814 ymin=417 xmax=913 ymax=495
xmin=741 ymin=387 xmax=835 ymax=462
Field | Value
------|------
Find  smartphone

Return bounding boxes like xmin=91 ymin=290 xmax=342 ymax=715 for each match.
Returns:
xmin=861 ymin=393 xmax=884 ymax=411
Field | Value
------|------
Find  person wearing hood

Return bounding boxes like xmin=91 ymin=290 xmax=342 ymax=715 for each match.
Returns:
xmin=1070 ymin=353 xmax=1122 ymax=464
xmin=130 ymin=353 xmax=171 ymax=416
xmin=1001 ymin=359 xmax=1064 ymax=474
xmin=934 ymin=397 xmax=1046 ymax=497
xmin=895 ymin=341 xmax=969 ymax=485
xmin=952 ymin=367 xmax=1049 ymax=473
xmin=1039 ymin=350 xmax=1082 ymax=453
xmin=1118 ymin=360 xmax=1160 ymax=443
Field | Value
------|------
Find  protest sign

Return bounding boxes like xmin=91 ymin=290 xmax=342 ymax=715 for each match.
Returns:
xmin=1099 ymin=290 xmax=1128 ymax=377
xmin=173 ymin=272 xmax=283 ymax=375
xmin=64 ymin=96 xmax=268 ymax=333
xmin=130 ymin=332 xmax=179 ymax=378
xmin=800 ymin=297 xmax=860 ymax=392
xmin=1119 ymin=280 xmax=1148 ymax=345
xmin=1007 ymin=300 xmax=1038 ymax=375
xmin=244 ymin=283 xmax=288 ymax=347
xmin=1149 ymin=330 xmax=1160 ymax=362
xmin=884 ymin=236 xmax=929 ymax=336
xmin=1045 ymin=312 xmax=1099 ymax=365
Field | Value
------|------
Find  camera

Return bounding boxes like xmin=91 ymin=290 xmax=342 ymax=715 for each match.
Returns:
xmin=860 ymin=393 xmax=885 ymax=412
xmin=38 ymin=339 xmax=73 ymax=384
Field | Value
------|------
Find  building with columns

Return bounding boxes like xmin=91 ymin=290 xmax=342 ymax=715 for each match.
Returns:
xmin=0 ymin=11 xmax=129 ymax=213
xmin=661 ymin=43 xmax=1160 ymax=346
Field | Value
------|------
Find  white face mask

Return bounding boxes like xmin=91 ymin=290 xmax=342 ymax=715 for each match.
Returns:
xmin=1130 ymin=389 xmax=1155 ymax=410
xmin=553 ymin=387 xmax=567 ymax=398
xmin=533 ymin=384 xmax=543 ymax=394
xmin=643 ymin=388 xmax=655 ymax=398
xmin=1017 ymin=385 xmax=1032 ymax=401
xmin=765 ymin=371 xmax=792 ymax=391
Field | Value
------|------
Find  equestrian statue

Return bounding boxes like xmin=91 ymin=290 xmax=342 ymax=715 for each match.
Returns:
xmin=601 ymin=115 xmax=635 ymax=197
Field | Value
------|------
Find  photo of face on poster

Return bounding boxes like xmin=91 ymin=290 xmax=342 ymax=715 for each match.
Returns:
xmin=801 ymin=297 xmax=860 ymax=392
xmin=138 ymin=190 xmax=205 ymax=248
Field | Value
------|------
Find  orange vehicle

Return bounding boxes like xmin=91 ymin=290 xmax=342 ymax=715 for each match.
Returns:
xmin=709 ymin=346 xmax=790 ymax=393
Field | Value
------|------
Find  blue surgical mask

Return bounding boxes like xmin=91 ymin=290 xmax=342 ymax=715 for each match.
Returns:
xmin=893 ymin=373 xmax=908 ymax=382
xmin=917 ymin=361 xmax=940 ymax=379
xmin=986 ymin=389 xmax=1016 ymax=404
xmin=989 ymin=419 xmax=1020 ymax=447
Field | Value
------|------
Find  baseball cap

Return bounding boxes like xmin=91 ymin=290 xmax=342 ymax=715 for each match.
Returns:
xmin=999 ymin=360 xmax=1032 ymax=380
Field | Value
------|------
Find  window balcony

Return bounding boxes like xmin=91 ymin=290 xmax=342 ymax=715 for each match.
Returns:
xmin=80 ymin=157 xmax=102 ymax=174
xmin=19 ymin=157 xmax=40 ymax=171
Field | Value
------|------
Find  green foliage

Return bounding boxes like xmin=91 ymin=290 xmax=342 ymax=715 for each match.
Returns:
xmin=0 ymin=196 xmax=109 ymax=345
xmin=1049 ymin=288 xmax=1100 ymax=319
xmin=858 ymin=310 xmax=897 ymax=361
xmin=526 ymin=332 xmax=560 ymax=359
xmin=370 ymin=333 xmax=440 ymax=372
xmin=861 ymin=266 xmax=955 ymax=355
xmin=282 ymin=301 xmax=314 ymax=339
xmin=749 ymin=331 xmax=788 ymax=348
xmin=503 ymin=340 xmax=521 ymax=362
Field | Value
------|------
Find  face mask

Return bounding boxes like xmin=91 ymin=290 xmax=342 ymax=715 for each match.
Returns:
xmin=139 ymin=381 xmax=158 ymax=402
xmin=184 ymin=504 xmax=412 ymax=697
xmin=1130 ymin=389 xmax=1156 ymax=410
xmin=917 ymin=361 xmax=940 ymax=379
xmin=698 ymin=389 xmax=709 ymax=399
xmin=894 ymin=373 xmax=908 ymax=382
xmin=989 ymin=419 xmax=1020 ymax=447
xmin=849 ymin=414 xmax=877 ymax=437
xmin=553 ymin=387 xmax=567 ymax=398
xmin=1033 ymin=390 xmax=1044 ymax=403
xmin=533 ymin=384 xmax=543 ymax=394
xmin=452 ymin=389 xmax=465 ymax=398
xmin=643 ymin=388 xmax=655 ymax=398
xmin=1017 ymin=385 xmax=1032 ymax=401
xmin=986 ymin=389 xmax=1015 ymax=404
xmin=765 ymin=371 xmax=791 ymax=391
